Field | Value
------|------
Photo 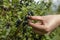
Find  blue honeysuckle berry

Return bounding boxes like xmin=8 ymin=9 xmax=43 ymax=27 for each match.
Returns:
xmin=28 ymin=11 xmax=34 ymax=16
xmin=6 ymin=22 xmax=10 ymax=29
xmin=3 ymin=7 xmax=9 ymax=11
xmin=25 ymin=3 xmax=29 ymax=6
xmin=22 ymin=21 xmax=28 ymax=26
xmin=24 ymin=16 xmax=29 ymax=21
xmin=15 ymin=19 xmax=22 ymax=27
xmin=20 ymin=0 xmax=23 ymax=5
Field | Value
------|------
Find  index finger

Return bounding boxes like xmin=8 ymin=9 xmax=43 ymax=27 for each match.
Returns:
xmin=28 ymin=16 xmax=44 ymax=21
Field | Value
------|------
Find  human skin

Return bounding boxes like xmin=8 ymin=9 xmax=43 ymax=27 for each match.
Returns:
xmin=28 ymin=15 xmax=60 ymax=35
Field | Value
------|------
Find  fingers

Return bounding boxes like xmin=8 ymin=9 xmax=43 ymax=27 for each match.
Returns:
xmin=28 ymin=21 xmax=45 ymax=30
xmin=28 ymin=16 xmax=44 ymax=21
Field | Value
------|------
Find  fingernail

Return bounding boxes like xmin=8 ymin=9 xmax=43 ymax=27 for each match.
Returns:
xmin=27 ymin=16 xmax=31 ymax=19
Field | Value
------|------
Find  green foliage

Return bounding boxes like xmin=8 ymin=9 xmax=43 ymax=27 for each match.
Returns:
xmin=0 ymin=0 xmax=60 ymax=40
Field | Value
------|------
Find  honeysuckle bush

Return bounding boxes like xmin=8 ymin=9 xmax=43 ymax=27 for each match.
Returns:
xmin=0 ymin=0 xmax=60 ymax=40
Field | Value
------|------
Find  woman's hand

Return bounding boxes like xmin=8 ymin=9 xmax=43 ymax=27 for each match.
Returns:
xmin=28 ymin=15 xmax=60 ymax=35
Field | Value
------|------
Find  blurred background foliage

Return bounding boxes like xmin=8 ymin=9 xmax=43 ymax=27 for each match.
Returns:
xmin=0 ymin=0 xmax=60 ymax=40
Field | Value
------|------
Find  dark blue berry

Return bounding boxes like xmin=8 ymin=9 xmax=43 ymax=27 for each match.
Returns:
xmin=24 ymin=16 xmax=29 ymax=21
xmin=20 ymin=0 xmax=23 ymax=5
xmin=26 ymin=3 xmax=29 ymax=6
xmin=22 ymin=21 xmax=28 ymax=26
xmin=25 ymin=35 xmax=28 ymax=40
xmin=3 ymin=7 xmax=9 ymax=11
xmin=6 ymin=22 xmax=10 ymax=29
xmin=16 ymin=19 xmax=22 ymax=27
xmin=28 ymin=11 xmax=34 ymax=16
xmin=23 ymin=28 xmax=26 ymax=34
